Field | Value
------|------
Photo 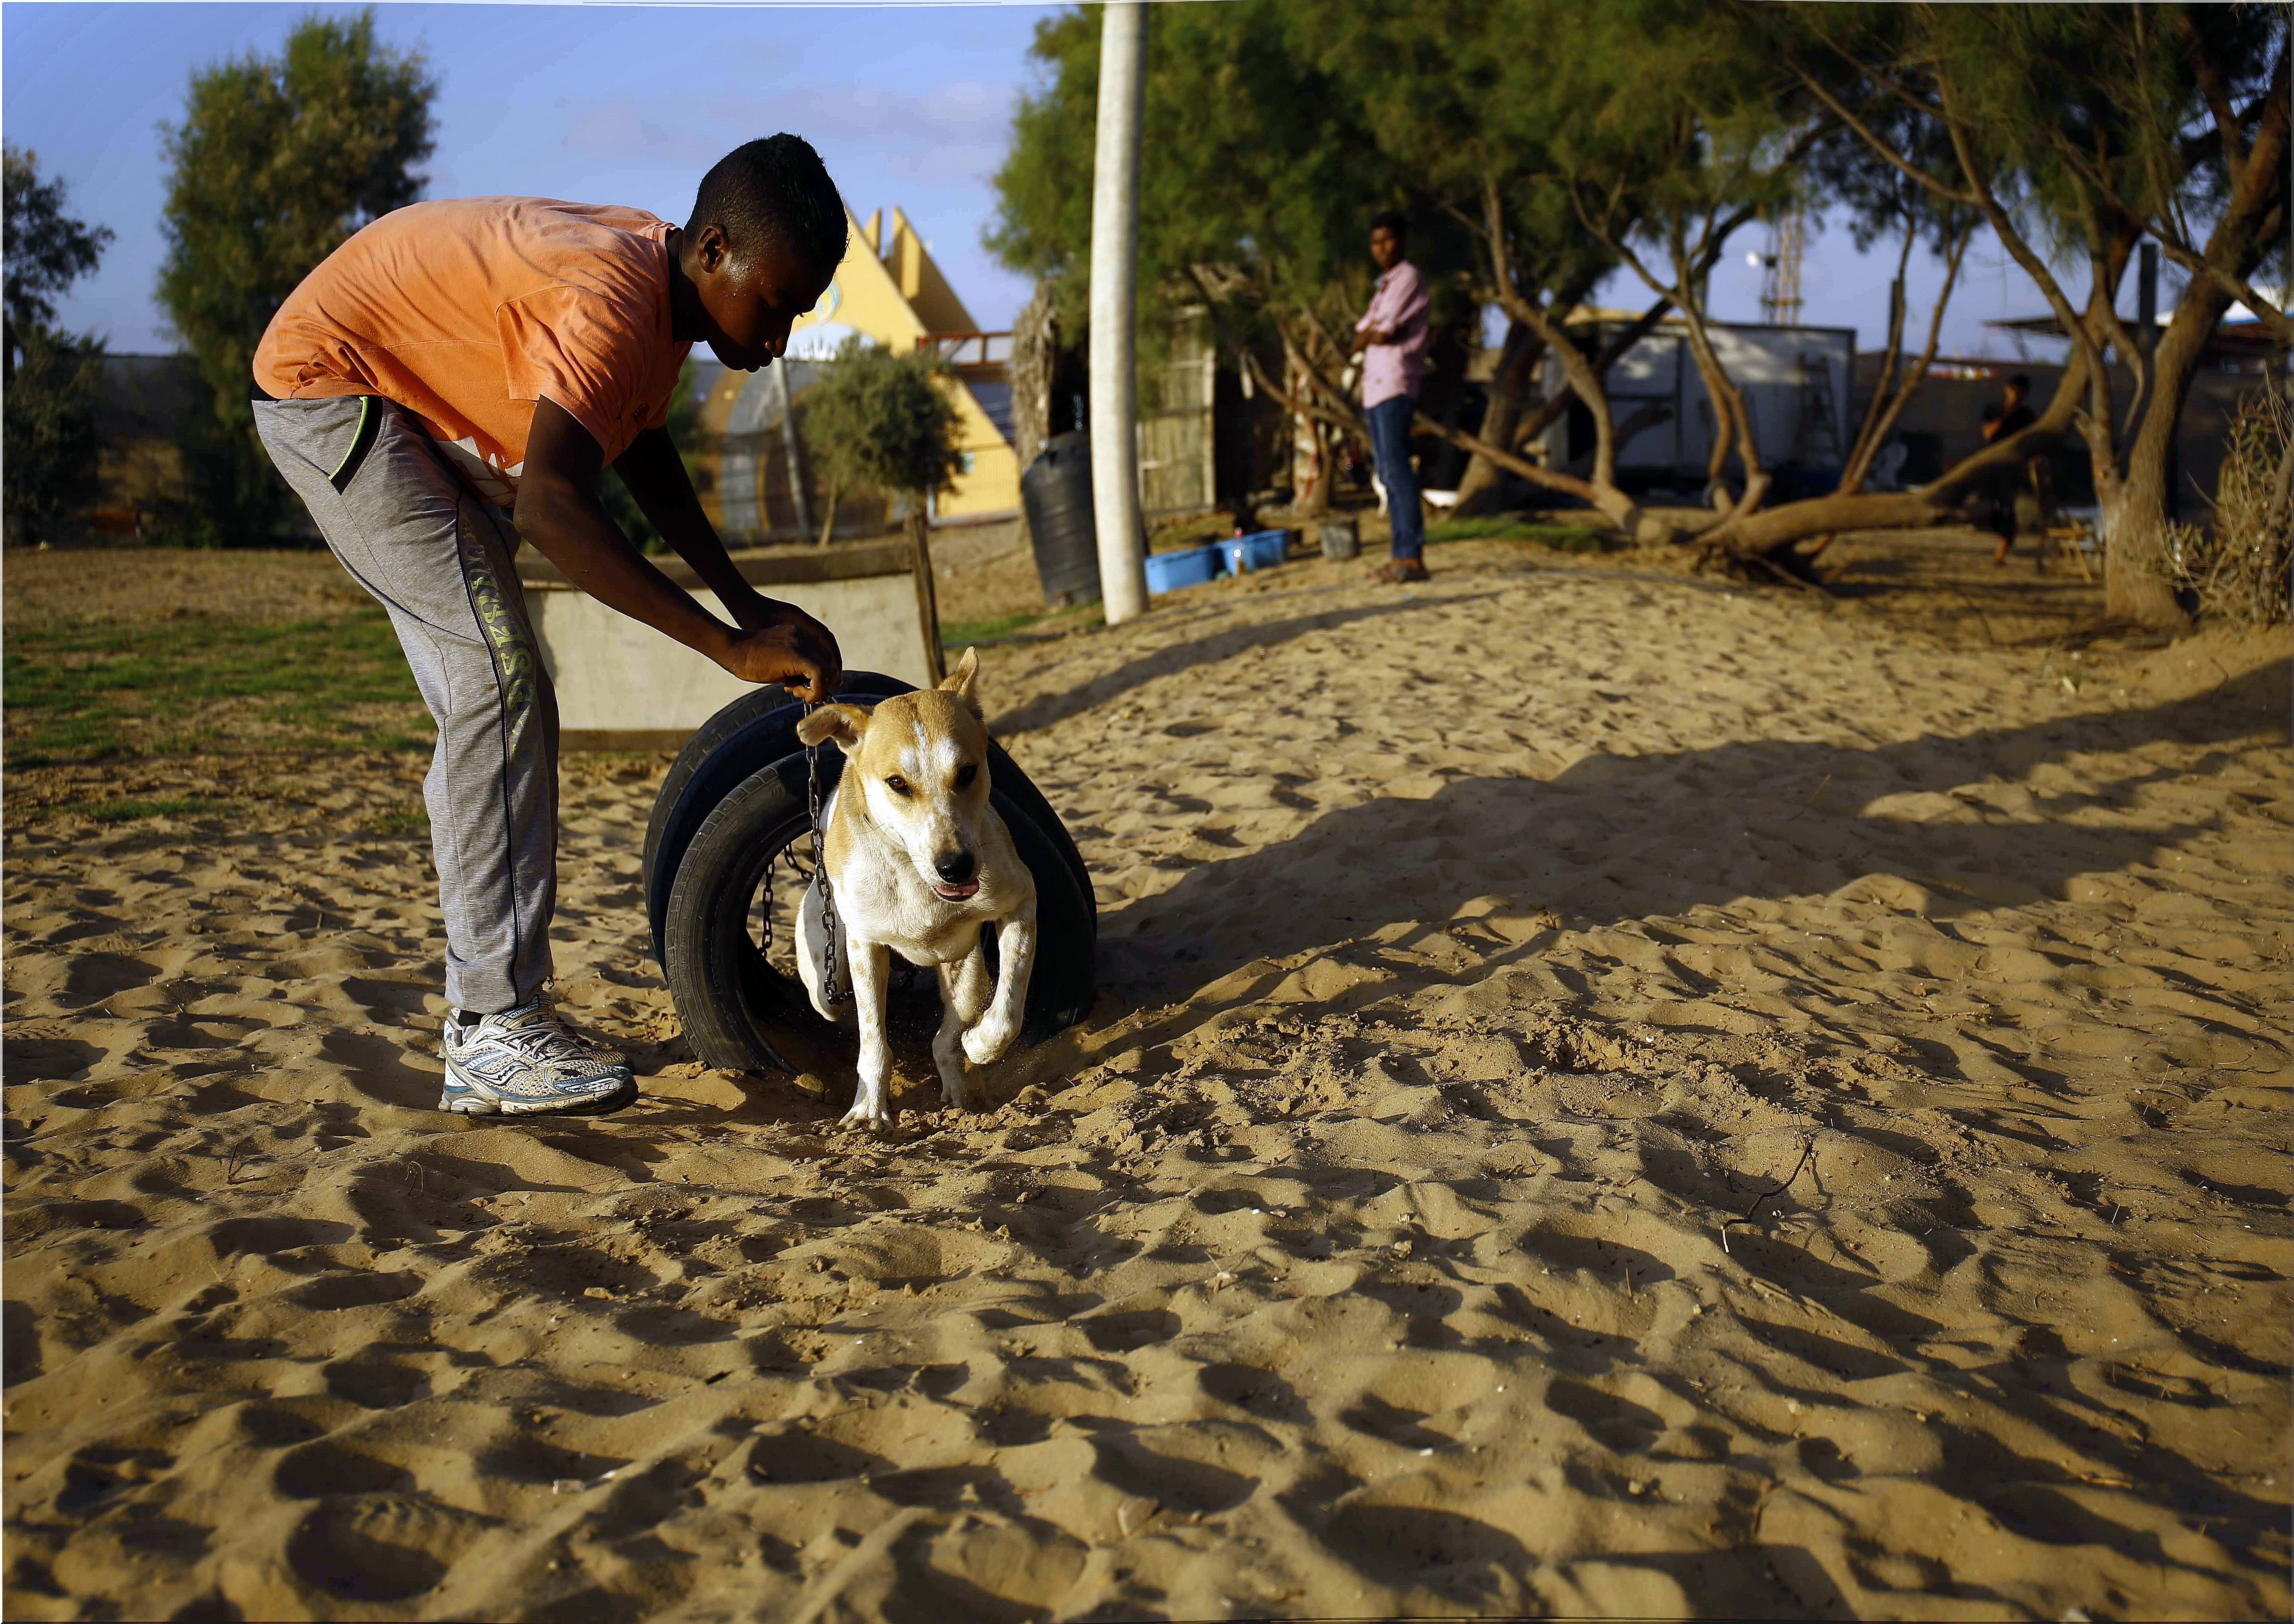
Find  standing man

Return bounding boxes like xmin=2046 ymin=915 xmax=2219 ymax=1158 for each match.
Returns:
xmin=252 ymin=135 xmax=847 ymax=1116
xmin=1351 ymin=210 xmax=1432 ymax=585
xmin=1979 ymin=372 xmax=2038 ymax=566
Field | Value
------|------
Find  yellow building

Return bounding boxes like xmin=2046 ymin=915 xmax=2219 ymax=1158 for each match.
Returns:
xmin=789 ymin=205 xmax=1017 ymax=522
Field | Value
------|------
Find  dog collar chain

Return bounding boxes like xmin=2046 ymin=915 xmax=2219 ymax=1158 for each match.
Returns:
xmin=804 ymin=707 xmax=852 ymax=1008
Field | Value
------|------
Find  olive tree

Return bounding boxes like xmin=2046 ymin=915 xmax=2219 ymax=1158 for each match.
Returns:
xmin=799 ymin=337 xmax=964 ymax=544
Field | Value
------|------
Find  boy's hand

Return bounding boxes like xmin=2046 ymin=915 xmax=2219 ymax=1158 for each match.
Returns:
xmin=714 ymin=602 xmax=843 ymax=702
xmin=720 ymin=581 xmax=788 ymax=636
xmin=519 ymin=404 xmax=845 ymax=702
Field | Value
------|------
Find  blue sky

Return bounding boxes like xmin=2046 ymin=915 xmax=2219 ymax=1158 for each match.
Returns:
xmin=4 ymin=1 xmax=1057 ymax=352
xmin=5 ymin=0 xmax=2076 ymax=362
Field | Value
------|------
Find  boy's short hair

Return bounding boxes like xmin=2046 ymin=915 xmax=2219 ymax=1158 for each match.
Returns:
xmin=1370 ymin=209 xmax=1409 ymax=241
xmin=2008 ymin=373 xmax=2031 ymax=392
xmin=691 ymin=136 xmax=848 ymax=275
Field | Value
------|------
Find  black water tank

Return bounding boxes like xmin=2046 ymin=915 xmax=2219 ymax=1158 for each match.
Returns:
xmin=1021 ymin=432 xmax=1100 ymax=608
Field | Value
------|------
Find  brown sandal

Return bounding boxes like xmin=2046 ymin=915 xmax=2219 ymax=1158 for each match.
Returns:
xmin=1373 ymin=559 xmax=1431 ymax=584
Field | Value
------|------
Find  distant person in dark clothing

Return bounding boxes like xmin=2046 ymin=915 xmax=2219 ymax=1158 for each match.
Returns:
xmin=1980 ymin=373 xmax=2037 ymax=566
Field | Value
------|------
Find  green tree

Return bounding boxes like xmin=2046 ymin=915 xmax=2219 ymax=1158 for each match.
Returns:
xmin=1299 ymin=0 xmax=1626 ymax=517
xmin=1297 ymin=0 xmax=1729 ymax=536
xmin=1545 ymin=0 xmax=1823 ymax=517
xmin=155 ymin=10 xmax=435 ymax=545
xmin=1722 ymin=2 xmax=2289 ymax=625
xmin=990 ymin=3 xmax=1414 ymax=514
xmin=989 ymin=2 xmax=1734 ymax=533
xmin=4 ymin=143 xmax=113 ymax=383
xmin=3 ymin=146 xmax=113 ymax=545
xmin=799 ymin=338 xmax=963 ymax=543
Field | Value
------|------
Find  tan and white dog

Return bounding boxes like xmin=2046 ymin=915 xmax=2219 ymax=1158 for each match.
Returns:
xmin=793 ymin=650 xmax=1037 ymax=1126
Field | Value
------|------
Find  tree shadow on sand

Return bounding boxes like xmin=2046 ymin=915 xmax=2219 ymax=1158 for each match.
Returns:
xmin=989 ymin=591 xmax=1501 ymax=739
xmin=1094 ymin=657 xmax=2287 ymax=1010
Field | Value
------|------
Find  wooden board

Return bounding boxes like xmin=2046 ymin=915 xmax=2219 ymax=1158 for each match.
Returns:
xmin=521 ymin=539 xmax=937 ymax=749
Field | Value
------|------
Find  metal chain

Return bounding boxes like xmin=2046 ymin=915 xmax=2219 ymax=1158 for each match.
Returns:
xmin=803 ymin=707 xmax=850 ymax=1007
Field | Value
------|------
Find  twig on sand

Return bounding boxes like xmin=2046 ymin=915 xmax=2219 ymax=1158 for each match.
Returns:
xmin=1720 ymin=1135 xmax=1817 ymax=1254
xmin=1782 ymin=773 xmax=1832 ymax=824
xmin=1720 ymin=544 xmax=1832 ymax=600
xmin=1946 ymin=585 xmax=1999 ymax=646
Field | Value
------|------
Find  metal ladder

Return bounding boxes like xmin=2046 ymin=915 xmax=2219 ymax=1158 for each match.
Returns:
xmin=1795 ymin=352 xmax=1842 ymax=467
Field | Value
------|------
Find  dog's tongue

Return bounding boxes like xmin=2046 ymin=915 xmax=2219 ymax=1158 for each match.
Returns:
xmin=933 ymin=881 xmax=980 ymax=901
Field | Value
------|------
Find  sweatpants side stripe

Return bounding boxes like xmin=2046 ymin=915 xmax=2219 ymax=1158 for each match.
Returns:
xmin=451 ymin=500 xmax=535 ymax=1001
xmin=327 ymin=396 xmax=381 ymax=491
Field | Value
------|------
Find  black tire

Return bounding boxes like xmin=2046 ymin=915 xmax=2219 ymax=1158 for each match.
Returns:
xmin=641 ymin=672 xmax=1094 ymax=968
xmin=660 ymin=748 xmax=1097 ymax=1077
xmin=641 ymin=673 xmax=909 ymax=958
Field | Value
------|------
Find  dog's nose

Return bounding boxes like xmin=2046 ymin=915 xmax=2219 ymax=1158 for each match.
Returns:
xmin=934 ymin=850 xmax=976 ymax=884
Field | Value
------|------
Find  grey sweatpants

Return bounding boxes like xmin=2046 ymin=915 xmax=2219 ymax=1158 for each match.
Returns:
xmin=255 ymin=396 xmax=558 ymax=1014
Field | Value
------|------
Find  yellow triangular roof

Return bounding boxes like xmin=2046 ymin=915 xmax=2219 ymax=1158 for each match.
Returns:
xmin=792 ymin=204 xmax=979 ymax=354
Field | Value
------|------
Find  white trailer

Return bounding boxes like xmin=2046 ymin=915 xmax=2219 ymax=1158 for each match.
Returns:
xmin=1540 ymin=320 xmax=1855 ymax=494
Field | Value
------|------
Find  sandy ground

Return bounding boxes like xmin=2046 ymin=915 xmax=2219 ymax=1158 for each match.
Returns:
xmin=5 ymin=530 xmax=2290 ymax=1620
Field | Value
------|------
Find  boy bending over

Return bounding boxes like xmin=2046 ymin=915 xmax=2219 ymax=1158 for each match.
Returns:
xmin=253 ymin=135 xmax=847 ymax=1116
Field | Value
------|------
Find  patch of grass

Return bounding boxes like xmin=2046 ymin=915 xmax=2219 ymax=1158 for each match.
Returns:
xmin=940 ymin=602 xmax=1103 ymax=649
xmin=4 ymin=606 xmax=425 ymax=765
xmin=72 ymin=796 xmax=236 ymax=825
xmin=1426 ymin=515 xmax=1612 ymax=554
xmin=1147 ymin=512 xmax=1237 ymax=553
xmin=372 ymin=807 xmax=430 ymax=836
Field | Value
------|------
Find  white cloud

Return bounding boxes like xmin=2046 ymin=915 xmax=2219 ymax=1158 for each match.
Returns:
xmin=707 ymin=82 xmax=1017 ymax=186
xmin=563 ymin=98 xmax=723 ymax=164
xmin=556 ymin=80 xmax=1017 ymax=187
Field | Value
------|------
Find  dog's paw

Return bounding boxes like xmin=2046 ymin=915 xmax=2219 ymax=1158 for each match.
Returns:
xmin=962 ymin=1022 xmax=1015 ymax=1068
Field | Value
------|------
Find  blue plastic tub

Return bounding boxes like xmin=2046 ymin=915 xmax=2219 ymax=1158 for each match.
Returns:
xmin=1220 ymin=529 xmax=1291 ymax=574
xmin=1144 ymin=542 xmax=1224 ymax=595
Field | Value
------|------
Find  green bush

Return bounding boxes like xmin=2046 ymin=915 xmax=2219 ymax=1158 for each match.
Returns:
xmin=799 ymin=338 xmax=961 ymax=541
xmin=2 ymin=326 xmax=105 ymax=546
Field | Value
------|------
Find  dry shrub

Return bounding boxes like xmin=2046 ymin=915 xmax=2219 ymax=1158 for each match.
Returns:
xmin=2171 ymin=379 xmax=2293 ymax=627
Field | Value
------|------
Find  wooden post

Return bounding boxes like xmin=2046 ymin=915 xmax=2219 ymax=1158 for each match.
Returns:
xmin=773 ymin=360 xmax=813 ymax=543
xmin=905 ymin=509 xmax=946 ymax=685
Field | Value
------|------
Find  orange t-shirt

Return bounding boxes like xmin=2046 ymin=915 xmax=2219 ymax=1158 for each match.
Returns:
xmin=253 ymin=197 xmax=691 ymax=505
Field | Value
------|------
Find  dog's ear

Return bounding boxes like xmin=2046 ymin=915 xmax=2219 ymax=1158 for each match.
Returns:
xmin=939 ymin=646 xmax=981 ymax=718
xmin=796 ymin=703 xmax=869 ymax=754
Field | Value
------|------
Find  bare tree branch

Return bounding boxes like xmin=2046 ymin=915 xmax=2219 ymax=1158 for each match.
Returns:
xmin=2179 ymin=9 xmax=2251 ymax=176
xmin=1791 ymin=64 xmax=1979 ymax=208
xmin=1841 ymin=216 xmax=1970 ymax=495
xmin=1841 ymin=231 xmax=1915 ymax=488
xmin=2153 ymin=244 xmax=2294 ymax=346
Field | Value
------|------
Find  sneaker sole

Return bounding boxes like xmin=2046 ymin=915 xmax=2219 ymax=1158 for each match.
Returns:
xmin=439 ymin=1055 xmax=632 ymax=1116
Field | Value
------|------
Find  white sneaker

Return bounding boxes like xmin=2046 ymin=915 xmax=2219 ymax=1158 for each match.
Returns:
xmin=438 ymin=995 xmax=633 ymax=1115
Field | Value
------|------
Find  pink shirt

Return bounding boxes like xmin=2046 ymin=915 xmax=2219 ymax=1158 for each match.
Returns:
xmin=1355 ymin=260 xmax=1430 ymax=408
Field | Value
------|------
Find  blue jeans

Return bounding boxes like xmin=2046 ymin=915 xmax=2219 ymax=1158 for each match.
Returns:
xmin=1366 ymin=395 xmax=1423 ymax=562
